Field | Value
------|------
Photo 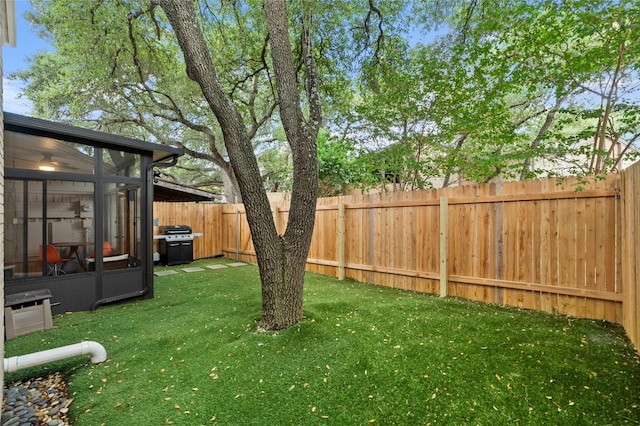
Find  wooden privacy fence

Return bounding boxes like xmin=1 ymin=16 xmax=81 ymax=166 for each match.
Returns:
xmin=154 ymin=168 xmax=640 ymax=351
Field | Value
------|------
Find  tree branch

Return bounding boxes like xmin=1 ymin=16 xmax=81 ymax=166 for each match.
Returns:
xmin=520 ymin=93 xmax=568 ymax=180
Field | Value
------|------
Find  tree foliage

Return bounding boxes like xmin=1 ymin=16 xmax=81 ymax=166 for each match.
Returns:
xmin=339 ymin=0 xmax=640 ymax=189
xmin=16 ymin=0 xmax=286 ymax=199
xmin=316 ymin=131 xmax=359 ymax=196
xmin=14 ymin=1 xmax=640 ymax=193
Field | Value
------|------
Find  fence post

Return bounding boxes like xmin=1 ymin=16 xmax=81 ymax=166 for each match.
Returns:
xmin=369 ymin=194 xmax=376 ymax=283
xmin=235 ymin=207 xmax=240 ymax=261
xmin=440 ymin=196 xmax=448 ymax=297
xmin=338 ymin=202 xmax=345 ymax=280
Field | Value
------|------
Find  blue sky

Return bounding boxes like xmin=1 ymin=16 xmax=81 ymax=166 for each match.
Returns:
xmin=2 ymin=0 xmax=52 ymax=115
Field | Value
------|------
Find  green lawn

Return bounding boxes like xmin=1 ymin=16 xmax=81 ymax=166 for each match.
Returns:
xmin=5 ymin=259 xmax=640 ymax=425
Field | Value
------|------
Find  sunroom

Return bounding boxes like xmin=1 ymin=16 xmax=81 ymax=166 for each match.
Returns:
xmin=3 ymin=112 xmax=183 ymax=314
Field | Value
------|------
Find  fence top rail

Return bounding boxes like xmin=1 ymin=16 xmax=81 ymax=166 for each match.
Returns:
xmin=223 ymin=188 xmax=618 ymax=213
xmin=346 ymin=188 xmax=618 ymax=209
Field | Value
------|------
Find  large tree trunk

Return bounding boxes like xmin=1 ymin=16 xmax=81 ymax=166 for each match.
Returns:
xmin=157 ymin=0 xmax=319 ymax=331
xmin=259 ymin=0 xmax=320 ymax=329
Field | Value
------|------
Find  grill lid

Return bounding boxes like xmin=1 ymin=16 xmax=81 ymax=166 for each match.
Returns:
xmin=159 ymin=225 xmax=192 ymax=235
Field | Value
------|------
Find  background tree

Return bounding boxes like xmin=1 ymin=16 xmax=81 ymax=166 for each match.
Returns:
xmin=317 ymin=130 xmax=360 ymax=196
xmin=336 ymin=0 xmax=639 ymax=189
xmin=451 ymin=0 xmax=640 ymax=179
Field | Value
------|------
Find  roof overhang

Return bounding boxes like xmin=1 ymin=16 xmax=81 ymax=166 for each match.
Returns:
xmin=154 ymin=179 xmax=221 ymax=202
xmin=3 ymin=112 xmax=183 ymax=162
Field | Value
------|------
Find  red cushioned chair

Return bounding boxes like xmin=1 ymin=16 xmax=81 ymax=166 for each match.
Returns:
xmin=40 ymin=245 xmax=72 ymax=276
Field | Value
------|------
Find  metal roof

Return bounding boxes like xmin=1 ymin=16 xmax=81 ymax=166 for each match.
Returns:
xmin=3 ymin=112 xmax=183 ymax=162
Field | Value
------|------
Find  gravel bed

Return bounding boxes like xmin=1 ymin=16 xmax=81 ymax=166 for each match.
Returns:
xmin=2 ymin=373 xmax=72 ymax=426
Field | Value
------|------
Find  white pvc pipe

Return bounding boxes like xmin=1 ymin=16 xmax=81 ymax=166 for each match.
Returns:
xmin=4 ymin=341 xmax=107 ymax=374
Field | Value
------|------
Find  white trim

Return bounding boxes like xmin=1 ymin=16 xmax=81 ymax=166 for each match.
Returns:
xmin=2 ymin=0 xmax=17 ymax=47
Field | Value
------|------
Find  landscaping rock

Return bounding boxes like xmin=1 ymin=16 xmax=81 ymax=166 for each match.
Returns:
xmin=2 ymin=373 xmax=71 ymax=425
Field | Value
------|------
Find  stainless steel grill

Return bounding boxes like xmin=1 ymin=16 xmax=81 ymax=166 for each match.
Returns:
xmin=158 ymin=225 xmax=194 ymax=265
